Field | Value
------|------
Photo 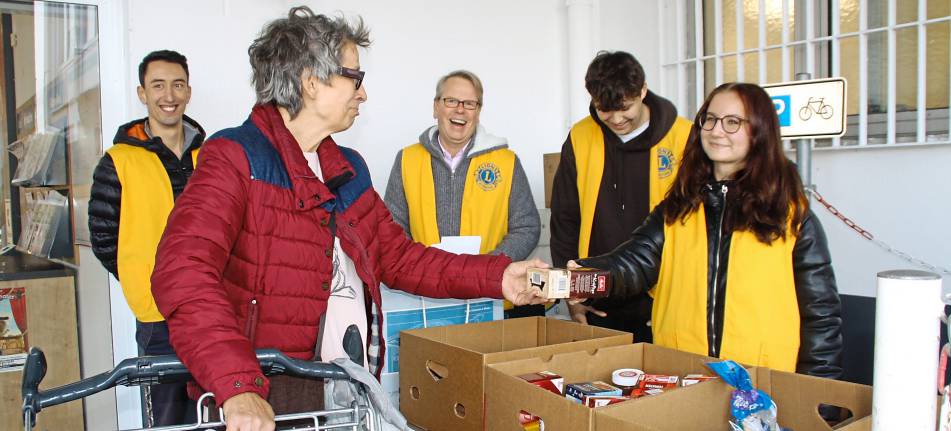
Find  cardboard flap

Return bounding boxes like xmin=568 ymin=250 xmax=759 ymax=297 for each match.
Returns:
xmin=399 ymin=332 xmax=485 ymax=429
xmin=595 ymin=379 xmax=733 ymax=430
xmin=542 ymin=318 xmax=627 ymax=345
xmin=761 ymin=368 xmax=872 ymax=431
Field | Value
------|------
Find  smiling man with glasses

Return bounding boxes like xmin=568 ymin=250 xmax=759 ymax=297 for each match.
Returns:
xmin=385 ymin=70 xmax=543 ymax=318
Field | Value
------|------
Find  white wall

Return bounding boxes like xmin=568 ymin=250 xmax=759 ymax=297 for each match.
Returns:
xmin=119 ymin=0 xmax=575 ymax=209
xmin=124 ymin=1 xmax=286 ymax=134
xmin=809 ymin=145 xmax=951 ymax=297
xmin=597 ymin=0 xmax=661 ymax=91
xmin=295 ymin=0 xmax=570 ymax=206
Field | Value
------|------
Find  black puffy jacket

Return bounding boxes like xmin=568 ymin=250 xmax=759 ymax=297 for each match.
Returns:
xmin=579 ymin=181 xmax=843 ymax=379
xmin=88 ymin=116 xmax=205 ymax=278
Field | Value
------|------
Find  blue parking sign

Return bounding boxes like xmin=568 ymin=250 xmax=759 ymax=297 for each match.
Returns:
xmin=772 ymin=95 xmax=791 ymax=127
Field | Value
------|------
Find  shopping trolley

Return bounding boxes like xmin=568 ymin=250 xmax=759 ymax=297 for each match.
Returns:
xmin=21 ymin=347 xmax=382 ymax=431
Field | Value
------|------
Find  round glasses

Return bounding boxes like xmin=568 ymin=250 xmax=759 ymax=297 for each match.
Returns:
xmin=441 ymin=97 xmax=481 ymax=110
xmin=698 ymin=114 xmax=748 ymax=134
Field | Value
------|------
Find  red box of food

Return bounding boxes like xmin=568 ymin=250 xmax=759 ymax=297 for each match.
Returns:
xmin=638 ymin=374 xmax=679 ymax=390
xmin=517 ymin=371 xmax=565 ymax=395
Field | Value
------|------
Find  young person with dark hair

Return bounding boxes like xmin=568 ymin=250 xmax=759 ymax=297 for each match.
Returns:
xmin=572 ymin=82 xmax=843 ymax=379
xmin=550 ymin=51 xmax=692 ymax=341
xmin=88 ymin=49 xmax=204 ymax=426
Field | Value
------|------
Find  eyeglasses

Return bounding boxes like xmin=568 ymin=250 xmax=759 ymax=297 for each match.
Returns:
xmin=441 ymin=97 xmax=481 ymax=110
xmin=338 ymin=67 xmax=365 ymax=90
xmin=698 ymin=114 xmax=748 ymax=134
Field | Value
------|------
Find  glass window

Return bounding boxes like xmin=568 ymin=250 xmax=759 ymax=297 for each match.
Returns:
xmin=674 ymin=0 xmax=951 ymax=146
xmin=0 ymin=1 xmax=102 ymax=260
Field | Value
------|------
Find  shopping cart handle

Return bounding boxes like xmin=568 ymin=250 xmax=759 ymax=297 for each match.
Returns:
xmin=21 ymin=347 xmax=195 ymax=427
xmin=255 ymin=349 xmax=351 ymax=381
xmin=22 ymin=347 xmax=349 ymax=428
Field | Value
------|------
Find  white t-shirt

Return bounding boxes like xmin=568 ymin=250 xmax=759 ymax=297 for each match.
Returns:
xmin=615 ymin=120 xmax=650 ymax=143
xmin=303 ymin=151 xmax=368 ymax=368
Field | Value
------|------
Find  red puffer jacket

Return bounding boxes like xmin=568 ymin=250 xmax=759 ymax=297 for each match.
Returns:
xmin=151 ymin=104 xmax=509 ymax=404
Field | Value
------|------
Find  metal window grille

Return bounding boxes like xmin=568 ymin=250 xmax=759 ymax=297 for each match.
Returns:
xmin=659 ymin=0 xmax=951 ymax=148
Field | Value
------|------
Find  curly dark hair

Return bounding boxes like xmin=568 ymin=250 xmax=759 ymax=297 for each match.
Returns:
xmin=663 ymin=82 xmax=808 ymax=244
xmin=584 ymin=51 xmax=646 ymax=112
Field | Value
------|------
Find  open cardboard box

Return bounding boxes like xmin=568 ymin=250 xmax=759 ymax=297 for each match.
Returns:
xmin=398 ymin=317 xmax=631 ymax=431
xmin=484 ymin=342 xmax=718 ymax=430
xmin=596 ymin=365 xmax=873 ymax=431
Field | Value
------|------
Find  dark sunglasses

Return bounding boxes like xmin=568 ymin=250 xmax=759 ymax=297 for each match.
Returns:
xmin=338 ymin=66 xmax=365 ymax=90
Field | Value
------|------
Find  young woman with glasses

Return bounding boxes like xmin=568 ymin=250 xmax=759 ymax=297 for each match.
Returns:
xmin=572 ymin=82 xmax=843 ymax=379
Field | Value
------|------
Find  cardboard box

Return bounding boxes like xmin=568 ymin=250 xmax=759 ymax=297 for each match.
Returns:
xmin=484 ymin=343 xmax=718 ymax=430
xmin=595 ymin=366 xmax=874 ymax=431
xmin=399 ymin=317 xmax=631 ymax=431
xmin=836 ymin=416 xmax=870 ymax=431
xmin=543 ymin=153 xmax=560 ymax=208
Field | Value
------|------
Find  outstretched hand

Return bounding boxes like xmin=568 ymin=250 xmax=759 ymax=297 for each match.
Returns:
xmin=501 ymin=258 xmax=551 ymax=306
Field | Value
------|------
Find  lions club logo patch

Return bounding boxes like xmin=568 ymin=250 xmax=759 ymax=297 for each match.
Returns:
xmin=657 ymin=148 xmax=676 ymax=179
xmin=475 ymin=162 xmax=502 ymax=191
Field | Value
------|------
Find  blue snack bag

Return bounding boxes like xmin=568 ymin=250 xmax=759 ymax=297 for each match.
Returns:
xmin=706 ymin=360 xmax=787 ymax=431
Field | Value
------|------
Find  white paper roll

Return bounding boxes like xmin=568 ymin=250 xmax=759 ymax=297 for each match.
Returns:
xmin=873 ymin=270 xmax=943 ymax=431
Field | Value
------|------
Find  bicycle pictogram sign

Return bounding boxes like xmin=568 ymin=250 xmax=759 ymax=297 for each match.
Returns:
xmin=799 ymin=97 xmax=834 ymax=121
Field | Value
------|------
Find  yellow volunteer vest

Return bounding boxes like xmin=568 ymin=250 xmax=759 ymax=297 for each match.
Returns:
xmin=651 ymin=205 xmax=800 ymax=371
xmin=569 ymin=116 xmax=692 ymax=258
xmin=401 ymin=143 xmax=517 ymax=307
xmin=110 ymin=141 xmax=200 ymax=322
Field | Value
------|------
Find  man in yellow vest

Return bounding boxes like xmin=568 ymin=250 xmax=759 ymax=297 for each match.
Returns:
xmin=384 ymin=70 xmax=542 ymax=318
xmin=550 ymin=51 xmax=692 ymax=341
xmin=88 ymin=50 xmax=204 ymax=427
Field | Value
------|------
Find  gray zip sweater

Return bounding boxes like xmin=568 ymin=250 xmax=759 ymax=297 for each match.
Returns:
xmin=384 ymin=124 xmax=540 ymax=260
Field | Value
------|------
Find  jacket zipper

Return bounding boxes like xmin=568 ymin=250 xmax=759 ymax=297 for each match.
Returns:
xmin=710 ymin=184 xmax=728 ymax=357
xmin=450 ymin=160 xmax=459 ymax=234
xmin=244 ymin=298 xmax=259 ymax=342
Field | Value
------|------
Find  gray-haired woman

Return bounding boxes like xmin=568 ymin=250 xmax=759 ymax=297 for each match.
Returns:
xmin=150 ymin=7 xmax=548 ymax=431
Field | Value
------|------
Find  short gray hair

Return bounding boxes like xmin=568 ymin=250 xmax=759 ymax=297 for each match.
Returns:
xmin=249 ymin=6 xmax=371 ymax=118
xmin=434 ymin=70 xmax=484 ymax=105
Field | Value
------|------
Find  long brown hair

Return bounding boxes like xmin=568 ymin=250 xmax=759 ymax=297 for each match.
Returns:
xmin=663 ymin=82 xmax=808 ymax=244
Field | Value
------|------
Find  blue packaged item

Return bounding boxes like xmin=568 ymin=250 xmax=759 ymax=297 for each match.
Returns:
xmin=706 ymin=360 xmax=788 ymax=431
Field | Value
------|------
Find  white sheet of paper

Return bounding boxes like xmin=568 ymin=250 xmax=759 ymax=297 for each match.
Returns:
xmin=430 ymin=235 xmax=481 ymax=254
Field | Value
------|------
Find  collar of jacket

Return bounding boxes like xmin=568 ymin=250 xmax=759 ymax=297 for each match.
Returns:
xmin=250 ymin=103 xmax=355 ymax=212
xmin=418 ymin=123 xmax=509 ymax=161
xmin=113 ymin=115 xmax=206 ymax=156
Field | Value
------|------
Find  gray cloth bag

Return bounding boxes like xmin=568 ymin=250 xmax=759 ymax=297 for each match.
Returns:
xmin=324 ymin=357 xmax=412 ymax=431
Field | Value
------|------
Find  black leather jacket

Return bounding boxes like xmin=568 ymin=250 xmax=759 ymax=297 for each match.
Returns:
xmin=579 ymin=181 xmax=843 ymax=379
